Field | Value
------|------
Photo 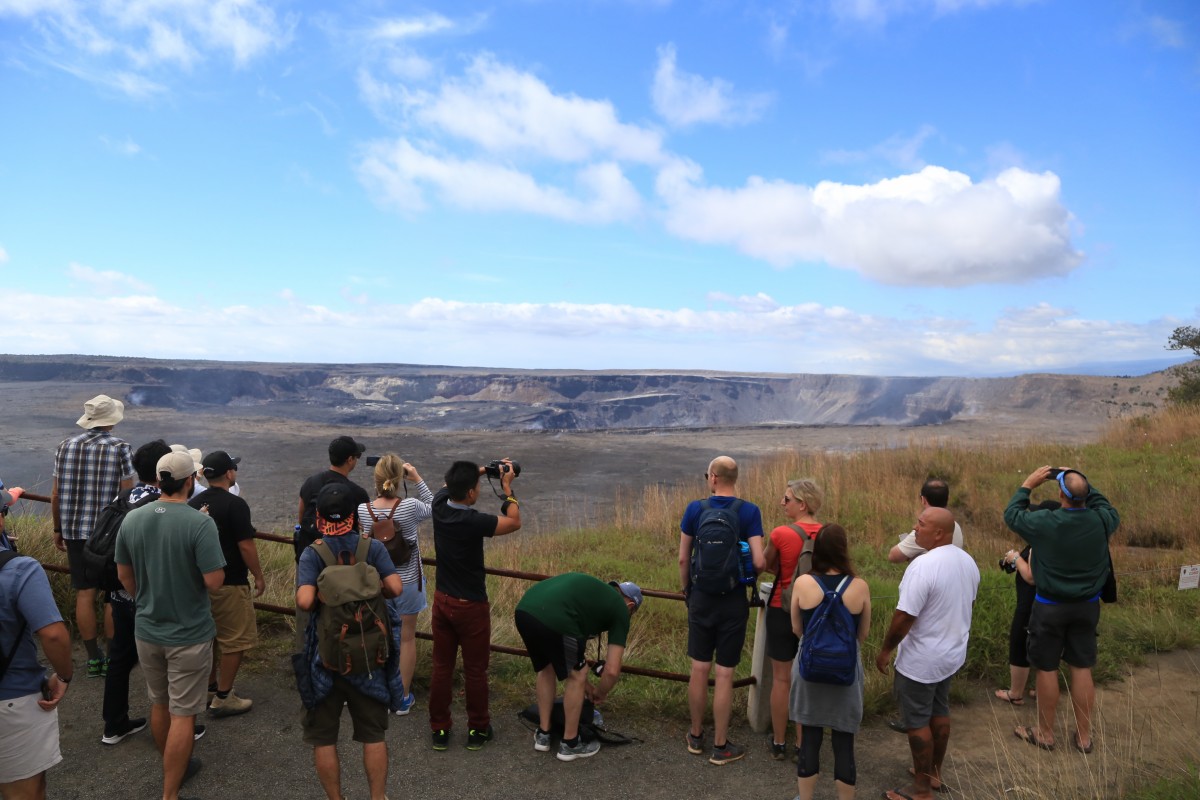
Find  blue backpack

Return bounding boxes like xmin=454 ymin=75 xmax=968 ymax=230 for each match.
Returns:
xmin=690 ymin=498 xmax=744 ymax=596
xmin=798 ymin=575 xmax=858 ymax=686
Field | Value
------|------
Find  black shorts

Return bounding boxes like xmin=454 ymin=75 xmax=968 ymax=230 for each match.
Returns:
xmin=65 ymin=539 xmax=97 ymax=590
xmin=514 ymin=610 xmax=586 ymax=680
xmin=765 ymin=605 xmax=800 ymax=662
xmin=686 ymin=589 xmax=749 ymax=668
xmin=1027 ymin=600 xmax=1100 ymax=670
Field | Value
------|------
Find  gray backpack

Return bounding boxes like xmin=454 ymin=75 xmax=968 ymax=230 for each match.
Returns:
xmin=313 ymin=537 xmax=390 ymax=676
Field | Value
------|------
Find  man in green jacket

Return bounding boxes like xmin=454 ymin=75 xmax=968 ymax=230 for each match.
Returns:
xmin=514 ymin=573 xmax=642 ymax=762
xmin=1003 ymin=466 xmax=1119 ymax=754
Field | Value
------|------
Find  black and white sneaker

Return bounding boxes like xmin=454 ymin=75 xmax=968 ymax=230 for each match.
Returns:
xmin=101 ymin=717 xmax=147 ymax=745
xmin=193 ymin=723 xmax=207 ymax=741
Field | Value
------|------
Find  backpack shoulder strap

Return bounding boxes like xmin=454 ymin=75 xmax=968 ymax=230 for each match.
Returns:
xmin=387 ymin=501 xmax=399 ymax=521
xmin=353 ymin=535 xmax=371 ymax=565
xmin=832 ymin=575 xmax=852 ymax=598
xmin=728 ymin=498 xmax=744 ymax=513
xmin=311 ymin=539 xmax=336 ymax=569
xmin=699 ymin=498 xmax=711 ymax=511
xmin=0 ymin=552 xmax=30 ymax=680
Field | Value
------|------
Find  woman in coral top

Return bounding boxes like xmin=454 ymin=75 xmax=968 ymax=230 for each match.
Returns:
xmin=761 ymin=478 xmax=824 ymax=760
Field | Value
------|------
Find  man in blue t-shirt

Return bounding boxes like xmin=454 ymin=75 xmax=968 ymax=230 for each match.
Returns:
xmin=0 ymin=548 xmax=74 ymax=798
xmin=296 ymin=483 xmax=402 ymax=800
xmin=678 ymin=455 xmax=764 ymax=766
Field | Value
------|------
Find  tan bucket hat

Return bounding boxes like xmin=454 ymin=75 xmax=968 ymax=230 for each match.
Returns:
xmin=76 ymin=394 xmax=125 ymax=428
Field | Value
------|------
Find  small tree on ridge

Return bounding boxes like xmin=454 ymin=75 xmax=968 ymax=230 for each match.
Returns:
xmin=1167 ymin=325 xmax=1200 ymax=406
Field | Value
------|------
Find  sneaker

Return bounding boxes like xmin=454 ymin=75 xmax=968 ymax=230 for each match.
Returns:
xmin=709 ymin=740 xmax=746 ymax=765
xmin=534 ymin=729 xmax=552 ymax=752
xmin=686 ymin=729 xmax=705 ymax=755
xmin=86 ymin=658 xmax=105 ymax=678
xmin=557 ymin=737 xmax=601 ymax=762
xmin=393 ymin=692 xmax=416 ymax=716
xmin=193 ymin=723 xmax=207 ymax=741
xmin=101 ymin=717 xmax=147 ymax=745
xmin=770 ymin=741 xmax=787 ymax=761
xmin=208 ymin=691 xmax=253 ymax=718
xmin=466 ymin=725 xmax=494 ymax=751
xmin=101 ymin=657 xmax=109 ymax=677
xmin=182 ymin=757 xmax=202 ymax=786
xmin=888 ymin=719 xmax=908 ymax=734
xmin=431 ymin=729 xmax=450 ymax=751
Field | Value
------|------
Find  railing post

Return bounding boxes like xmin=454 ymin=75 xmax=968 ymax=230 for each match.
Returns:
xmin=746 ymin=581 xmax=773 ymax=733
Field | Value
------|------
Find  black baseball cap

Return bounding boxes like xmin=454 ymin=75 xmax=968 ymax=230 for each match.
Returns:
xmin=316 ymin=483 xmax=356 ymax=535
xmin=202 ymin=450 xmax=241 ymax=477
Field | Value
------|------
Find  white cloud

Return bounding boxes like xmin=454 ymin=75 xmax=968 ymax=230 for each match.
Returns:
xmin=1146 ymin=15 xmax=1185 ymax=49
xmin=0 ymin=283 xmax=1181 ymax=376
xmin=0 ymin=245 xmax=8 ymax=264
xmin=832 ymin=0 xmax=1025 ymax=25
xmin=100 ymin=134 xmax=142 ymax=156
xmin=651 ymin=43 xmax=772 ymax=128
xmin=369 ymin=54 xmax=667 ymax=165
xmin=368 ymin=14 xmax=455 ymax=41
xmin=356 ymin=138 xmax=643 ymax=224
xmin=67 ymin=262 xmax=153 ymax=294
xmin=823 ymin=125 xmax=938 ymax=171
xmin=657 ymin=163 xmax=1083 ymax=286
xmin=1 ymin=0 xmax=290 ymax=95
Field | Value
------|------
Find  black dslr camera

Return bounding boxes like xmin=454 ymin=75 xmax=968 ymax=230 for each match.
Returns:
xmin=484 ymin=460 xmax=521 ymax=478
xmin=998 ymin=554 xmax=1018 ymax=574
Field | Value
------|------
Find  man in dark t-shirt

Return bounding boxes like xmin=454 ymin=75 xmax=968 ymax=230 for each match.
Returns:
xmin=296 ymin=436 xmax=370 ymax=562
xmin=428 ymin=459 xmax=521 ymax=752
xmin=189 ymin=450 xmax=264 ymax=718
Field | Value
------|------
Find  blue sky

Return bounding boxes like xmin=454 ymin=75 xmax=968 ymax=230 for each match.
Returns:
xmin=1 ymin=0 xmax=1197 ymax=376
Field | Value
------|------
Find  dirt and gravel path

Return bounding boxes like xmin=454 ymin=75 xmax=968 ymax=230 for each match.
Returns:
xmin=43 ymin=646 xmax=1199 ymax=799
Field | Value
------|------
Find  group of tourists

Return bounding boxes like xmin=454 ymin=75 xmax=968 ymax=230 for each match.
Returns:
xmin=0 ymin=394 xmax=1121 ymax=800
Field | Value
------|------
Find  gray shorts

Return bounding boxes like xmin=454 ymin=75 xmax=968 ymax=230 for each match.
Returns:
xmin=893 ymin=672 xmax=952 ymax=730
xmin=136 ymin=639 xmax=212 ymax=717
xmin=0 ymin=692 xmax=62 ymax=783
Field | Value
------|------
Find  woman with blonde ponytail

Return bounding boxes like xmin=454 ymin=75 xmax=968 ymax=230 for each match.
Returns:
xmin=356 ymin=453 xmax=433 ymax=715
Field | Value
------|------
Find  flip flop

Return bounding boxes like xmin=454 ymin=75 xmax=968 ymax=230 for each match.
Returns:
xmin=1071 ymin=731 xmax=1094 ymax=754
xmin=908 ymin=767 xmax=950 ymax=793
xmin=882 ymin=790 xmax=916 ymax=800
xmin=994 ymin=688 xmax=1024 ymax=706
xmin=1015 ymin=725 xmax=1055 ymax=751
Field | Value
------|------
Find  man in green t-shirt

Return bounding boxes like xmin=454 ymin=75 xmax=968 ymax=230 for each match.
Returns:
xmin=116 ymin=451 xmax=225 ymax=799
xmin=514 ymin=572 xmax=642 ymax=762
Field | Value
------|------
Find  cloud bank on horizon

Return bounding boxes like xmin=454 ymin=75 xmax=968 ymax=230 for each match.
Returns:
xmin=0 ymin=0 xmax=1196 ymax=376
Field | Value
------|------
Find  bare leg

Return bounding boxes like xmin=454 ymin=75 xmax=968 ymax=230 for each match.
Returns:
xmin=216 ymin=650 xmax=245 ymax=693
xmin=900 ymin=725 xmax=936 ymax=800
xmin=400 ymin=613 xmax=418 ymax=698
xmin=313 ymin=745 xmax=341 ymax=800
xmin=687 ymin=659 xmax=710 ymax=737
xmin=929 ymin=715 xmax=950 ymax=785
xmin=712 ymin=664 xmax=735 ymax=745
xmin=1068 ymin=666 xmax=1095 ymax=748
xmin=1034 ymin=669 xmax=1060 ymax=745
xmin=76 ymin=589 xmax=98 ymax=642
xmin=834 ymin=779 xmax=856 ymax=800
xmin=363 ymin=741 xmax=388 ymax=800
xmin=150 ymin=703 xmax=170 ymax=755
xmin=1008 ymin=664 xmax=1030 ymax=698
xmin=103 ymin=602 xmax=114 ymax=640
xmin=796 ymin=774 xmax=818 ymax=800
xmin=535 ymin=665 xmax=558 ymax=734
xmin=161 ymin=713 xmax=196 ymax=800
xmin=769 ymin=657 xmax=792 ymax=745
xmin=561 ymin=666 xmax=588 ymax=741
xmin=0 ymin=771 xmax=48 ymax=800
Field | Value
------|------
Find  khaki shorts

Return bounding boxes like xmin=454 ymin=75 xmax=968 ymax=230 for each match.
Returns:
xmin=301 ymin=675 xmax=389 ymax=746
xmin=136 ymin=639 xmax=212 ymax=717
xmin=209 ymin=585 xmax=259 ymax=653
xmin=0 ymin=693 xmax=62 ymax=783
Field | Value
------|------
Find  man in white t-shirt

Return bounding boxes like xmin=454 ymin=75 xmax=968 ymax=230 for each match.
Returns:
xmin=887 ymin=479 xmax=965 ymax=563
xmin=876 ymin=507 xmax=980 ymax=800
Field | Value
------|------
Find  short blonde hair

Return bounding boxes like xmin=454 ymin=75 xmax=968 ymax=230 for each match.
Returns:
xmin=373 ymin=453 xmax=406 ymax=499
xmin=787 ymin=478 xmax=823 ymax=514
xmin=708 ymin=456 xmax=738 ymax=484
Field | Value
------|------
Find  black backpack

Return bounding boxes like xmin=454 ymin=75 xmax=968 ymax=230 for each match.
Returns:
xmin=0 ymin=551 xmax=28 ymax=681
xmin=798 ymin=575 xmax=858 ymax=686
xmin=82 ymin=489 xmax=156 ymax=592
xmin=690 ymin=498 xmax=744 ymax=596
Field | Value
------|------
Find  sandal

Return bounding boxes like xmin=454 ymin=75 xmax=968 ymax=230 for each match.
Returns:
xmin=1015 ymin=725 xmax=1055 ymax=751
xmin=1071 ymin=731 xmax=1094 ymax=754
xmin=994 ymin=688 xmax=1025 ymax=706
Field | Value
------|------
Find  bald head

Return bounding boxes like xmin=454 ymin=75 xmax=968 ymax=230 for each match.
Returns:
xmin=708 ymin=456 xmax=738 ymax=484
xmin=914 ymin=506 xmax=956 ymax=551
xmin=1060 ymin=470 xmax=1090 ymax=507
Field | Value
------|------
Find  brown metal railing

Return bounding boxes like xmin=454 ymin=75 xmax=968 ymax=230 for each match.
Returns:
xmin=12 ymin=491 xmax=755 ymax=688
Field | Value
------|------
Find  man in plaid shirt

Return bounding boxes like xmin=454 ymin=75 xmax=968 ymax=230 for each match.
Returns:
xmin=51 ymin=394 xmax=135 ymax=677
